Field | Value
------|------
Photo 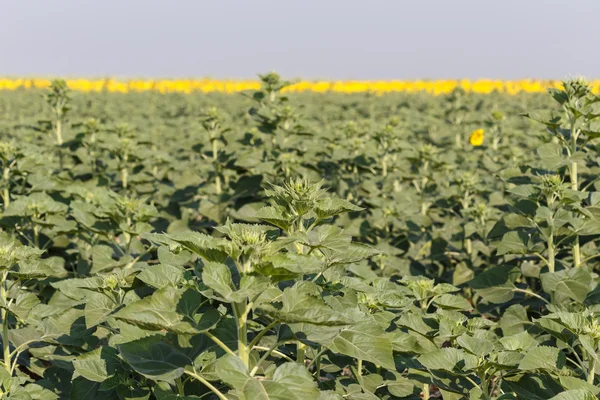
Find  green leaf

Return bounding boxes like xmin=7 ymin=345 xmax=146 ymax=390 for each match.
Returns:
xmin=201 ymin=261 xmax=234 ymax=301
xmin=13 ymin=256 xmax=67 ymax=278
xmin=558 ymin=376 xmax=600 ymax=395
xmin=72 ymin=347 xmax=119 ymax=383
xmin=548 ymin=390 xmax=596 ymax=400
xmin=259 ymin=282 xmax=352 ymax=326
xmin=254 ymin=206 xmax=293 ymax=231
xmin=541 ymin=269 xmax=592 ymax=303
xmin=215 ymin=356 xmax=320 ymax=400
xmin=497 ymin=231 xmax=530 ymax=255
xmin=157 ymin=246 xmax=193 ymax=266
xmin=418 ymin=348 xmax=478 ymax=372
xmin=10 ymin=383 xmax=59 ymax=400
xmin=91 ymin=245 xmax=126 ymax=274
xmin=314 ymin=198 xmax=363 ymax=219
xmin=468 ymin=265 xmax=520 ymax=303
xmin=432 ymin=294 xmax=471 ymax=311
xmin=385 ymin=375 xmax=415 ymax=397
xmin=85 ymin=292 xmax=118 ymax=328
xmin=136 ymin=264 xmax=185 ymax=289
xmin=156 ymin=232 xmax=230 ymax=262
xmin=264 ymin=362 xmax=321 ymax=399
xmin=537 ymin=142 xmax=565 ymax=169
xmin=518 ymin=346 xmax=564 ymax=371
xmin=113 ymin=286 xmax=198 ymax=334
xmin=215 ymin=354 xmax=253 ymax=391
xmin=456 ymin=334 xmax=494 ymax=357
xmin=331 ymin=323 xmax=395 ymax=370
xmin=503 ymin=374 xmax=565 ymax=400
xmin=118 ymin=336 xmax=191 ymax=381
xmin=499 ymin=331 xmax=538 ymax=351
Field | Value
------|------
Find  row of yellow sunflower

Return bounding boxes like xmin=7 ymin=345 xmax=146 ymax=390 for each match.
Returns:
xmin=2 ymin=78 xmax=600 ymax=95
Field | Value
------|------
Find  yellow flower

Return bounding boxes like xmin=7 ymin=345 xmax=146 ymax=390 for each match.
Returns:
xmin=469 ymin=129 xmax=485 ymax=146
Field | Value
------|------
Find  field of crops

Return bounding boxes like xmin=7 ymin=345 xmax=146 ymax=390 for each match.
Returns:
xmin=0 ymin=74 xmax=599 ymax=399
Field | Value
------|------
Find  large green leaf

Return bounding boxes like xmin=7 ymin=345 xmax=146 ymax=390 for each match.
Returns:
xmin=259 ymin=282 xmax=352 ymax=326
xmin=468 ymin=265 xmax=520 ymax=303
xmin=118 ymin=336 xmax=191 ymax=381
xmin=330 ymin=323 xmax=395 ymax=370
xmin=216 ymin=355 xmax=320 ymax=400
xmin=418 ymin=348 xmax=478 ymax=372
xmin=518 ymin=346 xmax=564 ymax=371
xmin=136 ymin=263 xmax=185 ymax=289
xmin=112 ymin=286 xmax=198 ymax=334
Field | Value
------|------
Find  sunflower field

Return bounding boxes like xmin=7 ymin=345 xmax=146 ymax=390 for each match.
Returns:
xmin=0 ymin=73 xmax=599 ymax=399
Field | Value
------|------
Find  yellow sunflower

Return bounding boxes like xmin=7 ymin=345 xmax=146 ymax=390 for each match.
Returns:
xmin=469 ymin=129 xmax=485 ymax=146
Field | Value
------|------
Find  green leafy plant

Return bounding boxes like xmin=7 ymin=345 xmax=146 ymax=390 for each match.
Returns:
xmin=0 ymin=73 xmax=599 ymax=399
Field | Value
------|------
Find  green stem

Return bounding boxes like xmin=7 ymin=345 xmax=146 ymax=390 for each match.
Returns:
xmin=589 ymin=358 xmax=596 ymax=384
xmin=2 ymin=167 xmax=9 ymax=210
xmin=479 ymin=371 xmax=491 ymax=400
xmin=55 ymin=118 xmax=63 ymax=145
xmin=465 ymin=238 xmax=472 ymax=255
xmin=582 ymin=253 xmax=600 ymax=264
xmin=234 ymin=302 xmax=249 ymax=368
xmin=250 ymin=340 xmax=281 ymax=376
xmin=121 ymin=167 xmax=128 ymax=190
xmin=184 ymin=369 xmax=228 ymax=400
xmin=248 ymin=320 xmax=278 ymax=349
xmin=548 ymin=232 xmax=555 ymax=273
xmin=357 ymin=359 xmax=363 ymax=378
xmin=33 ymin=224 xmax=40 ymax=248
xmin=307 ymin=346 xmax=328 ymax=370
xmin=1 ymin=271 xmax=10 ymax=374
xmin=511 ymin=288 xmax=549 ymax=304
xmin=212 ymin=139 xmax=221 ymax=195
xmin=297 ymin=341 xmax=306 ymax=365
xmin=204 ymin=331 xmax=236 ymax=357
xmin=570 ymin=122 xmax=581 ymax=268
xmin=175 ymin=378 xmax=185 ymax=396
xmin=252 ymin=346 xmax=294 ymax=362
xmin=422 ymin=383 xmax=430 ymax=400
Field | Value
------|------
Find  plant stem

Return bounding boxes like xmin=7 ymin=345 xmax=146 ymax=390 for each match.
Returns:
xmin=184 ymin=369 xmax=228 ymax=400
xmin=422 ymin=383 xmax=430 ymax=400
xmin=33 ymin=224 xmax=40 ymax=248
xmin=511 ymin=288 xmax=549 ymax=304
xmin=204 ymin=332 xmax=236 ymax=357
xmin=2 ymin=167 xmax=9 ymax=210
xmin=234 ymin=302 xmax=249 ymax=368
xmin=589 ymin=358 xmax=596 ymax=384
xmin=250 ymin=340 xmax=281 ymax=376
xmin=570 ymin=122 xmax=581 ymax=268
xmin=55 ymin=118 xmax=63 ymax=145
xmin=548 ymin=232 xmax=555 ymax=273
xmin=252 ymin=346 xmax=294 ymax=362
xmin=212 ymin=139 xmax=221 ymax=195
xmin=479 ymin=371 xmax=491 ymax=400
xmin=0 ymin=271 xmax=10 ymax=373
xmin=357 ymin=359 xmax=363 ymax=377
xmin=307 ymin=346 xmax=328 ymax=370
xmin=297 ymin=341 xmax=306 ymax=365
xmin=121 ymin=167 xmax=128 ymax=190
xmin=248 ymin=320 xmax=278 ymax=349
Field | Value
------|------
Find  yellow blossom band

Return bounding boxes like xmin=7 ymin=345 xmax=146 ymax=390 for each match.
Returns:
xmin=1 ymin=79 xmax=599 ymax=95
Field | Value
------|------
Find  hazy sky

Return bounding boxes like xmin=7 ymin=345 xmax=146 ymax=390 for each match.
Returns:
xmin=2 ymin=0 xmax=599 ymax=80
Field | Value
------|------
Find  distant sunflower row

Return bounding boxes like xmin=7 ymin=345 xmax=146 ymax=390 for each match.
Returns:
xmin=1 ymin=78 xmax=599 ymax=95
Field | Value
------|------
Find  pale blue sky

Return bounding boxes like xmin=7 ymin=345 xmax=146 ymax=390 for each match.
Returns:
xmin=1 ymin=0 xmax=599 ymax=79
